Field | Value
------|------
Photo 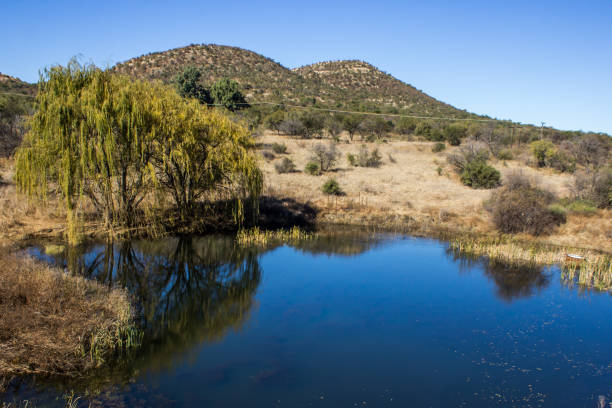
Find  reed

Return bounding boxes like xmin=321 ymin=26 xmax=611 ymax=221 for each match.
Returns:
xmin=449 ymin=236 xmax=612 ymax=292
xmin=236 ymin=226 xmax=312 ymax=247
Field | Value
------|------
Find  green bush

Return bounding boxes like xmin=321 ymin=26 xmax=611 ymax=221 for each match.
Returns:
xmin=271 ymin=143 xmax=287 ymax=154
xmin=347 ymin=153 xmax=356 ymax=166
xmin=443 ymin=123 xmax=467 ymax=146
xmin=495 ymin=149 xmax=513 ymax=160
xmin=432 ymin=142 xmax=446 ymax=153
xmin=305 ymin=161 xmax=321 ymax=176
xmin=274 ymin=157 xmax=296 ymax=174
xmin=322 ymin=178 xmax=344 ymax=195
xmin=460 ymin=161 xmax=501 ymax=189
xmin=530 ymin=140 xmax=556 ymax=167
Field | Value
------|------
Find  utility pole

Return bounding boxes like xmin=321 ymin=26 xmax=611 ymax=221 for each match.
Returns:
xmin=540 ymin=122 xmax=545 ymax=140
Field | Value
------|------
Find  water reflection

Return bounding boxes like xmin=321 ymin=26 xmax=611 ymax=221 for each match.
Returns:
xmin=49 ymin=236 xmax=261 ymax=374
xmin=446 ymin=247 xmax=552 ymax=302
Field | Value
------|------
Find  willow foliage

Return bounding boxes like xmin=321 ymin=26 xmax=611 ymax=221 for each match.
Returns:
xmin=15 ymin=61 xmax=262 ymax=243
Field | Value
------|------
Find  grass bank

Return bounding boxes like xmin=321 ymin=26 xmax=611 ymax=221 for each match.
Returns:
xmin=0 ymin=250 xmax=140 ymax=379
xmin=449 ymin=235 xmax=612 ymax=291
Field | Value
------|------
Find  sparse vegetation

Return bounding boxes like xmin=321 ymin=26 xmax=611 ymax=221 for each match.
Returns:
xmin=271 ymin=142 xmax=287 ymax=154
xmin=275 ymin=157 xmax=296 ymax=174
xmin=310 ymin=142 xmax=339 ymax=172
xmin=432 ymin=142 xmax=446 ymax=153
xmin=347 ymin=145 xmax=382 ymax=167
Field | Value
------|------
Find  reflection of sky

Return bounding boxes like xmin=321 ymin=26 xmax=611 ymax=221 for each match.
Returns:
xmin=19 ymin=235 xmax=612 ymax=407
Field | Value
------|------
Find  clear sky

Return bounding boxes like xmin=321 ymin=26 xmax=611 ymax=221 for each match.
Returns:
xmin=1 ymin=0 xmax=611 ymax=134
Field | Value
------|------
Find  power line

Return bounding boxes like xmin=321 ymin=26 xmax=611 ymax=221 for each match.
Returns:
xmin=0 ymin=91 xmax=512 ymax=124
xmin=212 ymin=101 xmax=503 ymax=123
xmin=0 ymin=91 xmax=36 ymax=98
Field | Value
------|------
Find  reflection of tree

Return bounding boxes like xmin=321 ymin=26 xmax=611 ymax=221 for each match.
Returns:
xmin=62 ymin=236 xmax=261 ymax=373
xmin=483 ymin=261 xmax=550 ymax=301
xmin=446 ymin=247 xmax=551 ymax=302
xmin=290 ymin=229 xmax=386 ymax=257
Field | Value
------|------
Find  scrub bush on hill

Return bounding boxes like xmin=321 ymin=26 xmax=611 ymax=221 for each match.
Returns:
xmin=347 ymin=145 xmax=382 ymax=167
xmin=310 ymin=142 xmax=339 ymax=172
xmin=460 ymin=160 xmax=501 ymax=189
xmin=322 ymin=178 xmax=344 ymax=195
xmin=305 ymin=161 xmax=321 ymax=176
xmin=275 ymin=157 xmax=296 ymax=174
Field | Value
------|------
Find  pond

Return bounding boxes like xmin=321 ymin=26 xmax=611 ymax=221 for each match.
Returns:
xmin=4 ymin=232 xmax=612 ymax=407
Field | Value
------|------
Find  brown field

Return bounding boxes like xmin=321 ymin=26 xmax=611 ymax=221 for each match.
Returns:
xmin=257 ymin=131 xmax=612 ymax=253
xmin=1 ymin=133 xmax=610 ymax=253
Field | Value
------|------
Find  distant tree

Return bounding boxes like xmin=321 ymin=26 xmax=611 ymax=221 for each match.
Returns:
xmin=174 ymin=66 xmax=212 ymax=105
xmin=265 ymin=110 xmax=285 ymax=134
xmin=362 ymin=117 xmax=393 ymax=140
xmin=278 ymin=119 xmax=305 ymax=137
xmin=211 ymin=78 xmax=249 ymax=111
xmin=326 ymin=116 xmax=343 ymax=141
xmin=301 ymin=112 xmax=325 ymax=138
xmin=311 ymin=142 xmax=339 ymax=172
xmin=342 ymin=115 xmax=362 ymax=142
xmin=443 ymin=123 xmax=468 ymax=146
xmin=396 ymin=117 xmax=417 ymax=135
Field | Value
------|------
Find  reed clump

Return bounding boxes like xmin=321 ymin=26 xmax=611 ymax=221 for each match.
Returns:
xmin=449 ymin=236 xmax=612 ymax=291
xmin=236 ymin=226 xmax=312 ymax=247
xmin=0 ymin=251 xmax=141 ymax=378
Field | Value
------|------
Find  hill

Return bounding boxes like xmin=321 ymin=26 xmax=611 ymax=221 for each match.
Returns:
xmin=0 ymin=73 xmax=36 ymax=97
xmin=113 ymin=44 xmax=474 ymax=118
xmin=293 ymin=60 xmax=471 ymax=117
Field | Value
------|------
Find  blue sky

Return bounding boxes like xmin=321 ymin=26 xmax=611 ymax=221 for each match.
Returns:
xmin=1 ymin=0 xmax=611 ymax=134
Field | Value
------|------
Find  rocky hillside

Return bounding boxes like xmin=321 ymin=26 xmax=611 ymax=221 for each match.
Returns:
xmin=293 ymin=60 xmax=470 ymax=117
xmin=0 ymin=73 xmax=36 ymax=96
xmin=113 ymin=44 xmax=474 ymax=118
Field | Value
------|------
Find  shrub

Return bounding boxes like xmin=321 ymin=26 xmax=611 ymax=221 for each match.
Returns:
xmin=486 ymin=174 xmax=564 ymax=235
xmin=447 ymin=140 xmax=490 ymax=173
xmin=311 ymin=142 xmax=339 ymax=172
xmin=572 ymin=167 xmax=612 ymax=208
xmin=262 ymin=151 xmax=275 ymax=160
xmin=322 ymin=178 xmax=344 ymax=195
xmin=565 ymin=199 xmax=598 ymax=215
xmin=347 ymin=153 xmax=356 ymax=166
xmin=432 ymin=142 xmax=446 ymax=153
xmin=460 ymin=161 xmax=501 ymax=189
xmin=271 ymin=143 xmax=287 ymax=154
xmin=275 ymin=158 xmax=296 ymax=174
xmin=495 ymin=149 xmax=513 ymax=160
xmin=279 ymin=119 xmax=306 ymax=137
xmin=305 ymin=161 xmax=321 ymax=176
xmin=349 ymin=145 xmax=382 ymax=168
xmin=443 ymin=123 xmax=467 ymax=146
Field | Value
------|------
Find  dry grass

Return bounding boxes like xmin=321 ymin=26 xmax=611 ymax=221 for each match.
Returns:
xmin=0 ymin=250 xmax=140 ymax=378
xmin=0 ymin=159 xmax=65 ymax=246
xmin=449 ymin=236 xmax=612 ymax=292
xmin=236 ymin=226 xmax=312 ymax=247
xmin=258 ymin=131 xmax=611 ymax=253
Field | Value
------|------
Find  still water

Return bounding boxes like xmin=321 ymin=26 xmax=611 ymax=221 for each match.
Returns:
xmin=5 ymin=232 xmax=612 ymax=407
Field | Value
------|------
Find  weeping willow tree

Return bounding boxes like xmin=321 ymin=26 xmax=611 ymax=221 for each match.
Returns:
xmin=152 ymin=92 xmax=262 ymax=223
xmin=15 ymin=61 xmax=262 ymax=243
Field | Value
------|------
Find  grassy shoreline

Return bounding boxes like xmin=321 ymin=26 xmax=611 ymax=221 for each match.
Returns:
xmin=0 ymin=251 xmax=140 ymax=379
